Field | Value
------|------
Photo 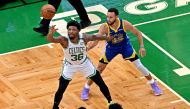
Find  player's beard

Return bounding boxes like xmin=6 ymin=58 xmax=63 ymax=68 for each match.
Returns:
xmin=69 ymin=34 xmax=78 ymax=40
xmin=69 ymin=36 xmax=75 ymax=40
xmin=107 ymin=19 xmax=116 ymax=26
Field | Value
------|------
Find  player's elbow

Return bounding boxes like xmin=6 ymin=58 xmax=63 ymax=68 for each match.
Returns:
xmin=134 ymin=31 xmax=142 ymax=38
xmin=47 ymin=36 xmax=55 ymax=43
xmin=47 ymin=36 xmax=52 ymax=42
xmin=93 ymin=40 xmax=99 ymax=46
xmin=92 ymin=34 xmax=99 ymax=39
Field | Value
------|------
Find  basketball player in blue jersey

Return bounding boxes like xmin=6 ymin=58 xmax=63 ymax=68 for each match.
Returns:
xmin=81 ymin=8 xmax=162 ymax=100
xmin=47 ymin=20 xmax=120 ymax=109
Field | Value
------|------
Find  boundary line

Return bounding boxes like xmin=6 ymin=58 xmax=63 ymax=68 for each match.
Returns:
xmin=0 ymin=43 xmax=53 ymax=56
xmin=141 ymin=32 xmax=190 ymax=106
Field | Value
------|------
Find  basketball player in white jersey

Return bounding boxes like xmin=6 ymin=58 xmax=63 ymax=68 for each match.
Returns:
xmin=47 ymin=20 xmax=119 ymax=109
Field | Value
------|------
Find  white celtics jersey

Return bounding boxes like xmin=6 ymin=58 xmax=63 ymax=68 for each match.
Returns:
xmin=63 ymin=33 xmax=87 ymax=65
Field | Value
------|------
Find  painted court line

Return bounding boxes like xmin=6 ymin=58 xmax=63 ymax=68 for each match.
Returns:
xmin=134 ymin=11 xmax=190 ymax=26
xmin=170 ymin=99 xmax=183 ymax=104
xmin=133 ymin=12 xmax=190 ymax=105
xmin=147 ymin=73 xmax=190 ymax=106
xmin=141 ymin=32 xmax=190 ymax=76
xmin=1 ymin=11 xmax=190 ymax=56
xmin=140 ymin=76 xmax=145 ymax=79
xmin=47 ymin=44 xmax=54 ymax=48
xmin=140 ymin=74 xmax=190 ymax=106
xmin=141 ymin=73 xmax=190 ymax=105
xmin=0 ymin=43 xmax=53 ymax=56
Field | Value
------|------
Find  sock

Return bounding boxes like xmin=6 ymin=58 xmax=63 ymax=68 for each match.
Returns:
xmin=85 ymin=83 xmax=90 ymax=89
xmin=109 ymin=101 xmax=114 ymax=104
xmin=148 ymin=78 xmax=155 ymax=84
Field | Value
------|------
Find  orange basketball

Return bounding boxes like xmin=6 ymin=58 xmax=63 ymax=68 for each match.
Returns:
xmin=41 ymin=4 xmax=56 ymax=19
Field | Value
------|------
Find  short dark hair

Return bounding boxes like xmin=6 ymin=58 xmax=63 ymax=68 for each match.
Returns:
xmin=108 ymin=8 xmax=119 ymax=16
xmin=67 ymin=20 xmax=81 ymax=31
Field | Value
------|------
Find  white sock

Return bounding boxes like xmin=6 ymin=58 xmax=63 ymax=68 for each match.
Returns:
xmin=148 ymin=78 xmax=155 ymax=84
xmin=85 ymin=83 xmax=90 ymax=89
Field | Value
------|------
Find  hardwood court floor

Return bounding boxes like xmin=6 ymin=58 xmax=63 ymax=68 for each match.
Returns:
xmin=0 ymin=41 xmax=190 ymax=109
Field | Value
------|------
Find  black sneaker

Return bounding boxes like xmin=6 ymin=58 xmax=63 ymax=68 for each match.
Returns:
xmin=33 ymin=26 xmax=49 ymax=36
xmin=109 ymin=102 xmax=123 ymax=109
xmin=52 ymin=106 xmax=59 ymax=109
xmin=80 ymin=20 xmax=91 ymax=29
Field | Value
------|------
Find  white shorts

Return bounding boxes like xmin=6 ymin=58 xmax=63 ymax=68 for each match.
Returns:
xmin=61 ymin=59 xmax=96 ymax=80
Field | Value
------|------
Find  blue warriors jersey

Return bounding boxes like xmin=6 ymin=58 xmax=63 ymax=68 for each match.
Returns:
xmin=100 ymin=18 xmax=138 ymax=63
xmin=106 ymin=19 xmax=130 ymax=46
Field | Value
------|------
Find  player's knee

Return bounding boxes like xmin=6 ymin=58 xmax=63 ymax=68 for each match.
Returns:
xmin=97 ymin=64 xmax=106 ymax=73
xmin=97 ymin=67 xmax=104 ymax=73
xmin=133 ymin=59 xmax=142 ymax=68
xmin=132 ymin=59 xmax=150 ymax=76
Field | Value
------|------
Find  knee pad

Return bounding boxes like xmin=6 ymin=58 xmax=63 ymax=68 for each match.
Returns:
xmin=132 ymin=59 xmax=150 ymax=76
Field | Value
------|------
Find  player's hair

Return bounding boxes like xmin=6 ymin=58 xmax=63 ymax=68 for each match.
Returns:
xmin=67 ymin=20 xmax=81 ymax=31
xmin=108 ymin=8 xmax=119 ymax=16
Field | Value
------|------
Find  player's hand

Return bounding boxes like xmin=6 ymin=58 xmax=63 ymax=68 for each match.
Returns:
xmin=106 ymin=35 xmax=113 ymax=42
xmin=139 ymin=47 xmax=146 ymax=57
xmin=49 ymin=25 xmax=58 ymax=33
xmin=86 ymin=47 xmax=90 ymax=51
xmin=86 ymin=41 xmax=98 ymax=51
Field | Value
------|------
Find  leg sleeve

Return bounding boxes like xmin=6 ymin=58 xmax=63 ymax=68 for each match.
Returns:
xmin=53 ymin=76 xmax=70 ymax=106
xmin=90 ymin=70 xmax=112 ymax=103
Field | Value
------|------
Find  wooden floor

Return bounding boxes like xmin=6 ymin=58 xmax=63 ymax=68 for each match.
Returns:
xmin=0 ymin=41 xmax=190 ymax=109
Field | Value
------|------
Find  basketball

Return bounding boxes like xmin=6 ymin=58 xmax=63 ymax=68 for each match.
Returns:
xmin=41 ymin=4 xmax=56 ymax=19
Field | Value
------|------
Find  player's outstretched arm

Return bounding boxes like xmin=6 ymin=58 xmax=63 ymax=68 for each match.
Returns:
xmin=83 ymin=34 xmax=110 ymax=51
xmin=83 ymin=23 xmax=110 ymax=42
xmin=47 ymin=25 xmax=68 ymax=48
xmin=83 ymin=33 xmax=112 ymax=42
xmin=47 ymin=25 xmax=61 ymax=43
xmin=83 ymin=23 xmax=110 ymax=51
xmin=86 ymin=40 xmax=99 ymax=51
